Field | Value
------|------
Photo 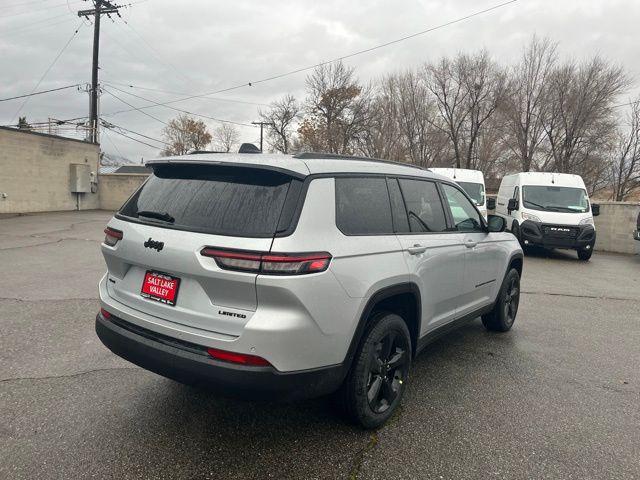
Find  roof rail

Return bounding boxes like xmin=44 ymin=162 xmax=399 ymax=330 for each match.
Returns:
xmin=294 ymin=152 xmax=430 ymax=171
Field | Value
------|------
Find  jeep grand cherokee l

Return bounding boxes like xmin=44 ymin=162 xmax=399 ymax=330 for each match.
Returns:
xmin=96 ymin=151 xmax=523 ymax=428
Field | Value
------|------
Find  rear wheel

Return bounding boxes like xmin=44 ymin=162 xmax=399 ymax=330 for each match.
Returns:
xmin=339 ymin=312 xmax=412 ymax=429
xmin=577 ymin=247 xmax=593 ymax=261
xmin=482 ymin=268 xmax=520 ymax=332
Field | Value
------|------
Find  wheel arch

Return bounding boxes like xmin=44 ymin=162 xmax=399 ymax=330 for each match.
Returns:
xmin=507 ymin=252 xmax=524 ymax=278
xmin=343 ymin=283 xmax=421 ymax=370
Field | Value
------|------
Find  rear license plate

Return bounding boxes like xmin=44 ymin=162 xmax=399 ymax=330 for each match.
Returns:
xmin=141 ymin=271 xmax=180 ymax=306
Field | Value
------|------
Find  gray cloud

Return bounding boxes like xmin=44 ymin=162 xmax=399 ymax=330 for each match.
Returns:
xmin=1 ymin=0 xmax=638 ymax=160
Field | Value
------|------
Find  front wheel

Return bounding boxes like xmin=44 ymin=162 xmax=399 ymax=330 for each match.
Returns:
xmin=577 ymin=247 xmax=593 ymax=261
xmin=482 ymin=268 xmax=520 ymax=332
xmin=339 ymin=312 xmax=412 ymax=429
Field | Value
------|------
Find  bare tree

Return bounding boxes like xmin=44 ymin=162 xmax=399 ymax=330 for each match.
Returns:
xmin=460 ymin=51 xmax=507 ymax=170
xmin=213 ymin=123 xmax=240 ymax=153
xmin=543 ymin=56 xmax=630 ymax=175
xmin=502 ymin=36 xmax=557 ymax=171
xmin=161 ymin=114 xmax=212 ymax=156
xmin=610 ymin=99 xmax=640 ymax=200
xmin=259 ymin=95 xmax=300 ymax=154
xmin=424 ymin=56 xmax=469 ymax=168
xmin=300 ymin=61 xmax=370 ymax=154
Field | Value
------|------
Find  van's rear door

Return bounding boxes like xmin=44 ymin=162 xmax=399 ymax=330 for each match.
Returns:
xmin=102 ymin=163 xmax=302 ymax=336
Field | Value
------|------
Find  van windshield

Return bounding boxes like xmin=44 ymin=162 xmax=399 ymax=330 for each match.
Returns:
xmin=119 ymin=164 xmax=297 ymax=237
xmin=457 ymin=181 xmax=485 ymax=206
xmin=522 ymin=186 xmax=589 ymax=213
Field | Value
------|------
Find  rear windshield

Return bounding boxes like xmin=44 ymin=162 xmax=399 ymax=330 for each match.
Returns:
xmin=119 ymin=164 xmax=298 ymax=237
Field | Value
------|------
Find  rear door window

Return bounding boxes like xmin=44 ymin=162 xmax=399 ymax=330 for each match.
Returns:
xmin=119 ymin=164 xmax=298 ymax=237
xmin=397 ymin=179 xmax=447 ymax=233
xmin=335 ymin=177 xmax=393 ymax=235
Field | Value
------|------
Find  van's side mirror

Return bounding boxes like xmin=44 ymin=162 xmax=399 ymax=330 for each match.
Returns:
xmin=487 ymin=197 xmax=496 ymax=210
xmin=487 ymin=215 xmax=506 ymax=233
xmin=507 ymin=198 xmax=519 ymax=212
xmin=591 ymin=203 xmax=600 ymax=217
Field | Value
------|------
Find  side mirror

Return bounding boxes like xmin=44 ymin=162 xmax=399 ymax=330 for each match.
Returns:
xmin=487 ymin=215 xmax=506 ymax=232
xmin=591 ymin=203 xmax=600 ymax=217
xmin=486 ymin=197 xmax=496 ymax=210
xmin=507 ymin=198 xmax=519 ymax=212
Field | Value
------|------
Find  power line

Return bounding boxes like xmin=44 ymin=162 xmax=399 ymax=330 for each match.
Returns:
xmin=100 ymin=118 xmax=171 ymax=146
xmin=101 ymin=129 xmax=126 ymax=158
xmin=0 ymin=83 xmax=81 ymax=102
xmin=0 ymin=0 xmax=84 ymax=18
xmin=103 ymin=0 xmax=519 ymax=113
xmin=102 ymin=80 xmax=270 ymax=107
xmin=103 ymin=84 xmax=254 ymax=127
xmin=101 ymin=122 xmax=165 ymax=150
xmin=10 ymin=21 xmax=84 ymax=124
xmin=3 ymin=12 xmax=72 ymax=34
xmin=102 ymin=87 xmax=170 ymax=125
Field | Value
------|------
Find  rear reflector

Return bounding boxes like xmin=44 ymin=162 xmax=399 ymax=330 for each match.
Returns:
xmin=206 ymin=347 xmax=271 ymax=367
xmin=201 ymin=248 xmax=331 ymax=275
xmin=100 ymin=308 xmax=112 ymax=319
xmin=104 ymin=227 xmax=123 ymax=247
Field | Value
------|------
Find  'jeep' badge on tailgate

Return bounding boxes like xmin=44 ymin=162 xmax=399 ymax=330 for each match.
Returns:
xmin=144 ymin=238 xmax=164 ymax=251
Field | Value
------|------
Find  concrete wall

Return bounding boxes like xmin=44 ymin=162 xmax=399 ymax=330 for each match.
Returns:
xmin=0 ymin=127 xmax=100 ymax=213
xmin=98 ymin=173 xmax=148 ymax=211
xmin=594 ymin=202 xmax=640 ymax=255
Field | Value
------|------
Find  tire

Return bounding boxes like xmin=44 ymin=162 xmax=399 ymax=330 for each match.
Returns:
xmin=482 ymin=268 xmax=520 ymax=332
xmin=577 ymin=248 xmax=593 ymax=261
xmin=339 ymin=312 xmax=412 ymax=429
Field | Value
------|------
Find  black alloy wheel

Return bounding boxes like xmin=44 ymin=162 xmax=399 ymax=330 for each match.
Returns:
xmin=366 ymin=330 xmax=408 ymax=414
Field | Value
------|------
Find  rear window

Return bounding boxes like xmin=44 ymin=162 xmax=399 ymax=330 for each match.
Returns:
xmin=335 ymin=177 xmax=393 ymax=235
xmin=119 ymin=164 xmax=298 ymax=237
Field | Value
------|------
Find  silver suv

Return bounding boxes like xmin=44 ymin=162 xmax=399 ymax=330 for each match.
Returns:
xmin=96 ymin=151 xmax=523 ymax=428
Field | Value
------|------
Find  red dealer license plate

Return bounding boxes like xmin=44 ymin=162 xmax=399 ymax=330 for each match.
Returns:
xmin=141 ymin=271 xmax=180 ymax=306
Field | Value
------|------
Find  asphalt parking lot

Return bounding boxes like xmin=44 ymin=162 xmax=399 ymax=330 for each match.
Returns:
xmin=1 ymin=210 xmax=639 ymax=480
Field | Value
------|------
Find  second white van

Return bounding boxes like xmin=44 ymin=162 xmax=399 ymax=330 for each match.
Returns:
xmin=495 ymin=172 xmax=599 ymax=260
xmin=430 ymin=168 xmax=487 ymax=218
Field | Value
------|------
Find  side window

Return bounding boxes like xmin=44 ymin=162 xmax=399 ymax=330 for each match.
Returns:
xmin=442 ymin=184 xmax=484 ymax=232
xmin=512 ymin=186 xmax=519 ymax=200
xmin=335 ymin=177 xmax=393 ymax=235
xmin=397 ymin=179 xmax=447 ymax=233
xmin=387 ymin=178 xmax=410 ymax=233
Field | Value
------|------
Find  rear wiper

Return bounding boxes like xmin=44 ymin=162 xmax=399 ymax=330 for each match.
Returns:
xmin=137 ymin=210 xmax=175 ymax=223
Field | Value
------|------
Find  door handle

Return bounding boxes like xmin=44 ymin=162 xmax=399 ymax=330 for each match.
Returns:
xmin=464 ymin=238 xmax=478 ymax=248
xmin=407 ymin=244 xmax=427 ymax=255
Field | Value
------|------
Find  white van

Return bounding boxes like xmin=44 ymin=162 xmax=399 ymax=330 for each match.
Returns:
xmin=430 ymin=168 xmax=487 ymax=218
xmin=495 ymin=172 xmax=600 ymax=260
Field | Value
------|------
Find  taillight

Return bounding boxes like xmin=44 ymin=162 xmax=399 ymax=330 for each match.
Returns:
xmin=100 ymin=308 xmax=112 ymax=319
xmin=207 ymin=347 xmax=271 ymax=367
xmin=201 ymin=248 xmax=331 ymax=275
xmin=104 ymin=227 xmax=123 ymax=246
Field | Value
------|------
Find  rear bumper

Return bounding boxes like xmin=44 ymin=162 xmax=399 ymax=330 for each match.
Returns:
xmin=520 ymin=220 xmax=596 ymax=250
xmin=95 ymin=312 xmax=346 ymax=401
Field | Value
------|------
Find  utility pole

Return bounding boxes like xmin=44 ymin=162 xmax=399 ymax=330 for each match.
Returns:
xmin=78 ymin=1 xmax=121 ymax=144
xmin=251 ymin=121 xmax=272 ymax=152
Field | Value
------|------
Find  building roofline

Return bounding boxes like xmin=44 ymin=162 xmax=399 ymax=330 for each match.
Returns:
xmin=0 ymin=125 xmax=97 ymax=146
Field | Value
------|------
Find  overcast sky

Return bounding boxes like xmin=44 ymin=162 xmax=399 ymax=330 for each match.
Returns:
xmin=1 ymin=0 xmax=639 ymax=161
